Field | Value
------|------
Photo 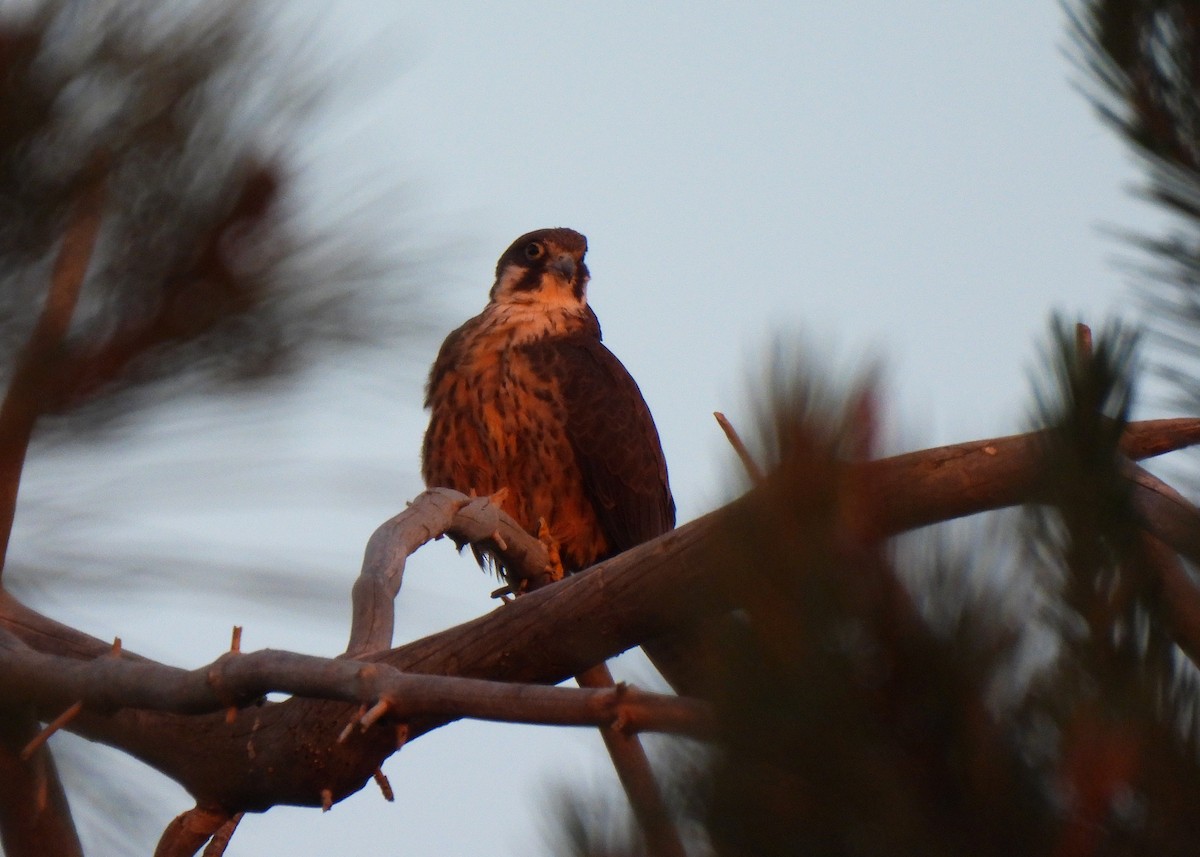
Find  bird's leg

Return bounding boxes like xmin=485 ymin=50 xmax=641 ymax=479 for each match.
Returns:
xmin=537 ymin=517 xmax=565 ymax=582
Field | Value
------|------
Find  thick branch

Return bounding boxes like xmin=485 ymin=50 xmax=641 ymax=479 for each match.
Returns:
xmin=866 ymin=416 xmax=1200 ymax=534
xmin=0 ymin=417 xmax=1197 ymax=812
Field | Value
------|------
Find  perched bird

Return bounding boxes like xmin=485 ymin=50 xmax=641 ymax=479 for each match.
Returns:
xmin=421 ymin=227 xmax=674 ymax=581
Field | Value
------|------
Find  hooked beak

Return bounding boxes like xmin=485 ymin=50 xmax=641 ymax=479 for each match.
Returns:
xmin=549 ymin=253 xmax=577 ymax=283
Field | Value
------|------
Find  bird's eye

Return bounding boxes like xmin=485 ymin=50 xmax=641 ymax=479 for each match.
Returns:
xmin=524 ymin=242 xmax=544 ymax=261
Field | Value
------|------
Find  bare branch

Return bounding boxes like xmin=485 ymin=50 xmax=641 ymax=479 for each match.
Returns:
xmin=154 ymin=806 xmax=231 ymax=857
xmin=0 ymin=417 xmax=1195 ymax=814
xmin=576 ymin=662 xmax=686 ymax=857
xmin=371 ymin=769 xmax=393 ymax=803
xmin=19 ymin=700 xmax=82 ymax=760
xmin=0 ymin=632 xmax=713 ymax=740
xmin=201 ymin=813 xmax=243 ymax=857
xmin=348 ymin=488 xmax=550 ymax=655
xmin=866 ymin=417 xmax=1200 ymax=534
xmin=714 ymin=410 xmax=766 ymax=485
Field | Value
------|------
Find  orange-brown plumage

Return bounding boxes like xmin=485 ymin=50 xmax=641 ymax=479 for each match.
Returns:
xmin=422 ymin=228 xmax=673 ymax=574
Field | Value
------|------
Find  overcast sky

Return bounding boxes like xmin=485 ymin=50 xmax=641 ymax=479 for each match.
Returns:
xmin=10 ymin=3 xmax=1182 ymax=855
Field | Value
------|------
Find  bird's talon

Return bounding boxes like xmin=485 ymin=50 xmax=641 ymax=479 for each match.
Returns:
xmin=537 ymin=518 xmax=565 ymax=581
xmin=489 ymin=583 xmax=516 ymax=602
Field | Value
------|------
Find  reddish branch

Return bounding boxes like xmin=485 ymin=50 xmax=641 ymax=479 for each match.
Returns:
xmin=0 ymin=417 xmax=1197 ymax=821
xmin=714 ymin=410 xmax=766 ymax=485
xmin=154 ymin=806 xmax=231 ymax=857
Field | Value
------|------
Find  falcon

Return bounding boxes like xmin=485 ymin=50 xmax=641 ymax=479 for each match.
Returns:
xmin=421 ymin=227 xmax=674 ymax=580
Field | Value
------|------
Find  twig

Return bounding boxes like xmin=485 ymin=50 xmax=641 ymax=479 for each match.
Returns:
xmin=360 ymin=698 xmax=391 ymax=730
xmin=714 ymin=411 xmax=766 ymax=485
xmin=372 ymin=768 xmax=394 ymax=802
xmin=154 ymin=806 xmax=231 ymax=857
xmin=19 ymin=700 xmax=83 ymax=760
xmin=200 ymin=813 xmax=243 ymax=857
xmin=223 ymin=627 xmax=243 ymax=723
xmin=0 ymin=167 xmax=107 ymax=578
xmin=1076 ymin=322 xmax=1093 ymax=360
xmin=338 ymin=705 xmax=368 ymax=744
xmin=0 ymin=711 xmax=82 ymax=857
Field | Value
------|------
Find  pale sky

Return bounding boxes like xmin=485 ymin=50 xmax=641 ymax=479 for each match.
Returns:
xmin=8 ymin=3 xmax=1178 ymax=856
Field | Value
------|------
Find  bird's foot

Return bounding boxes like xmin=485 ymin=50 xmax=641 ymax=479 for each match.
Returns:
xmin=489 ymin=583 xmax=517 ymax=603
xmin=538 ymin=518 xmax=565 ymax=582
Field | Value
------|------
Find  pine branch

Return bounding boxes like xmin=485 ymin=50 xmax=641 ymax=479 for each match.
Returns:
xmin=0 ymin=417 xmax=1195 ymax=815
xmin=0 ymin=629 xmax=711 ymax=739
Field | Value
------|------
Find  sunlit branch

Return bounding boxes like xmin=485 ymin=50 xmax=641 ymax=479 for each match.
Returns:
xmin=154 ymin=806 xmax=231 ymax=857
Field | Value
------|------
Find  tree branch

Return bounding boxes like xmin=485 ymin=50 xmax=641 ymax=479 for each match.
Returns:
xmin=1138 ymin=531 xmax=1200 ymax=669
xmin=0 ymin=629 xmax=711 ymax=740
xmin=153 ymin=806 xmax=231 ymax=857
xmin=0 ymin=417 xmax=1196 ymax=815
xmin=348 ymin=488 xmax=550 ymax=655
xmin=575 ymin=662 xmax=686 ymax=857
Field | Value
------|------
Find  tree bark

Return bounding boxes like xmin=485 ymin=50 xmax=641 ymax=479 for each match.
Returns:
xmin=0 ymin=418 xmax=1195 ymax=814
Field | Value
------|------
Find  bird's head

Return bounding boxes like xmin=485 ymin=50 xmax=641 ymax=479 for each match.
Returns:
xmin=489 ymin=227 xmax=590 ymax=308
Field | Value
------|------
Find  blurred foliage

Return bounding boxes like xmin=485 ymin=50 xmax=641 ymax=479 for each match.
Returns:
xmin=561 ymin=3 xmax=1200 ymax=846
xmin=0 ymin=0 xmax=408 ymax=434
xmin=0 ymin=3 xmax=422 ymax=850
xmin=559 ymin=324 xmax=1200 ymax=856
xmin=1068 ymin=0 xmax=1200 ymax=410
